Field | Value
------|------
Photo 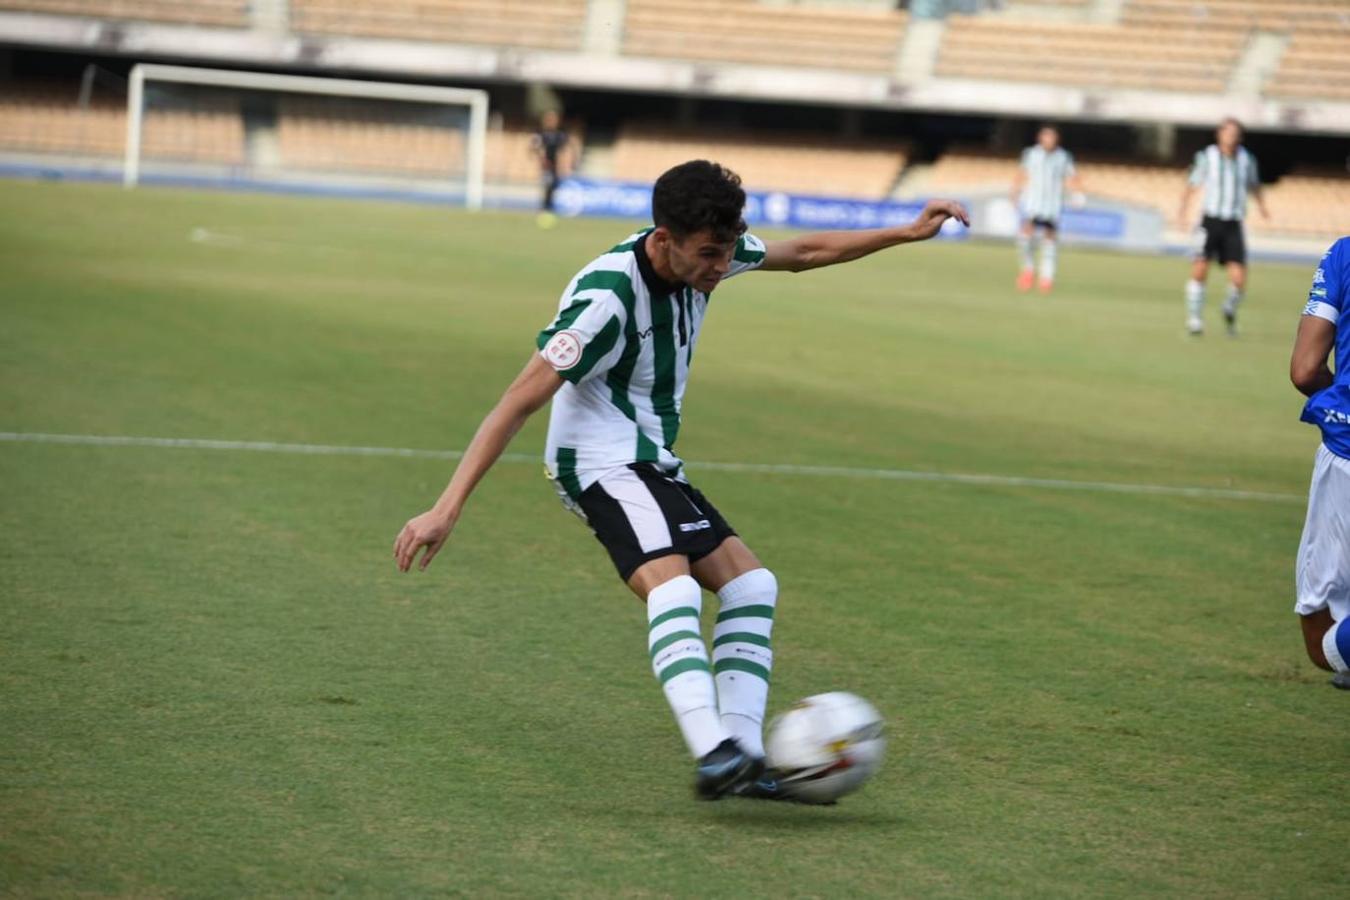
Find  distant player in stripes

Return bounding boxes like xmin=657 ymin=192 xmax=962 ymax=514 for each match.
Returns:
xmin=1289 ymin=235 xmax=1350 ymax=689
xmin=1178 ymin=118 xmax=1269 ymax=336
xmin=393 ymin=160 xmax=968 ymax=799
xmin=1011 ymin=125 xmax=1082 ymax=294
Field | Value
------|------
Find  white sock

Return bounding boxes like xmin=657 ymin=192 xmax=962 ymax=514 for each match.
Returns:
xmin=1223 ymin=284 xmax=1244 ymax=315
xmin=1039 ymin=239 xmax=1057 ymax=283
xmin=1016 ymin=233 xmax=1034 ymax=272
xmin=713 ymin=568 xmax=776 ymax=758
xmin=647 ymin=575 xmax=728 ymax=759
xmin=1185 ymin=279 xmax=1206 ymax=318
xmin=1323 ymin=618 xmax=1350 ymax=673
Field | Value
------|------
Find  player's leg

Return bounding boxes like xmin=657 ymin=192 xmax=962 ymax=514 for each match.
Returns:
xmin=691 ymin=537 xmax=777 ymax=758
xmin=1293 ymin=444 xmax=1350 ymax=686
xmin=1186 ymin=258 xmax=1210 ymax=335
xmin=579 ymin=466 xmax=759 ymax=796
xmin=1016 ymin=219 xmax=1037 ymax=291
xmin=1185 ymin=219 xmax=1214 ymax=334
xmin=1299 ymin=608 xmax=1335 ymax=671
xmin=1221 ymin=237 xmax=1248 ymax=336
xmin=1037 ymin=222 xmax=1059 ymax=292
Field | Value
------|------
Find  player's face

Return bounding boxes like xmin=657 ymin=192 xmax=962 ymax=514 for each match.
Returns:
xmin=668 ymin=230 xmax=736 ymax=293
xmin=1217 ymin=122 xmax=1241 ymax=151
xmin=542 ymin=111 xmax=560 ymax=130
xmin=1038 ymin=128 xmax=1059 ymax=150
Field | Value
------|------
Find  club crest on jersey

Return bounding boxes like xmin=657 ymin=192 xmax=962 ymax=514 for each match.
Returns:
xmin=544 ymin=330 xmax=583 ymax=370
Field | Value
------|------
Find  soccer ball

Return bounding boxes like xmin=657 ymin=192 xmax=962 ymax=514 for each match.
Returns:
xmin=764 ymin=691 xmax=886 ymax=804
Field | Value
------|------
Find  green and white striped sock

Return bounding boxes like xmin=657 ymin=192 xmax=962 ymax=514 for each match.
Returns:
xmin=647 ymin=575 xmax=728 ymax=759
xmin=713 ymin=568 xmax=776 ymax=758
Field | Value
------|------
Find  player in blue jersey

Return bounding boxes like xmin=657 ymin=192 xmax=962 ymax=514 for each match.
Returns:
xmin=1289 ymin=236 xmax=1350 ymax=688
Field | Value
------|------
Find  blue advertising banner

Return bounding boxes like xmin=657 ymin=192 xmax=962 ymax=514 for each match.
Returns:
xmin=553 ymin=177 xmax=970 ymax=238
xmin=1058 ymin=207 xmax=1125 ymax=239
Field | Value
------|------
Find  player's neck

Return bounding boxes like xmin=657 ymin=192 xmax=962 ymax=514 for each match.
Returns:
xmin=647 ymin=244 xmax=681 ymax=286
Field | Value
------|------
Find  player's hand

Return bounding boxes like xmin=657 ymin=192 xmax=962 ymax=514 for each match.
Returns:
xmin=908 ymin=199 xmax=970 ymax=241
xmin=393 ymin=509 xmax=455 ymax=572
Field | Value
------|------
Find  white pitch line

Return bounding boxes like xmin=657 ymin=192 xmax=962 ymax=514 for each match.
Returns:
xmin=0 ymin=431 xmax=1304 ymax=504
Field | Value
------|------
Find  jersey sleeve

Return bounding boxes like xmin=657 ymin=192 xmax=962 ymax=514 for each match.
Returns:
xmin=1064 ymin=151 xmax=1077 ymax=179
xmin=1304 ymin=238 xmax=1347 ymax=324
xmin=1187 ymin=150 xmax=1207 ymax=187
xmin=1246 ymin=154 xmax=1261 ymax=188
xmin=536 ymin=280 xmax=629 ymax=384
xmin=1020 ymin=147 xmax=1033 ymax=171
xmin=725 ymin=232 xmax=767 ymax=280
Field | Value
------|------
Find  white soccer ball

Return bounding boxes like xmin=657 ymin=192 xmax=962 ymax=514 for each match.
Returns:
xmin=764 ymin=691 xmax=886 ymax=804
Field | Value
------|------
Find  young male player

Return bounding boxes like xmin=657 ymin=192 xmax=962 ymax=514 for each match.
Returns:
xmin=393 ymin=160 xmax=968 ymax=798
xmin=1010 ymin=124 xmax=1082 ymax=294
xmin=1289 ymin=235 xmax=1350 ymax=689
xmin=1178 ymin=118 xmax=1270 ymax=336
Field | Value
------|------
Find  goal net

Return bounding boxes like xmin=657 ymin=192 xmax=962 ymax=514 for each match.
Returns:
xmin=123 ymin=65 xmax=489 ymax=209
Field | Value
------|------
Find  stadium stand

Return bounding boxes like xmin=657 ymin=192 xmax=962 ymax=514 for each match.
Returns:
xmin=934 ymin=15 xmax=1244 ymax=93
xmin=0 ymin=0 xmax=248 ymax=27
xmin=289 ymin=0 xmax=588 ymax=51
xmin=0 ymin=81 xmax=244 ymax=163
xmin=276 ymin=98 xmax=464 ymax=177
xmin=0 ymin=81 xmax=563 ymax=183
xmin=1122 ymin=0 xmax=1350 ymax=32
xmin=622 ymin=0 xmax=908 ymax=72
xmin=1267 ymin=31 xmax=1350 ymax=101
xmin=611 ymin=124 xmax=908 ymax=199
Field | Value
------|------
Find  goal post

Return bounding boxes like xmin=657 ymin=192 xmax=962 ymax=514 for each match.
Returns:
xmin=123 ymin=64 xmax=490 ymax=210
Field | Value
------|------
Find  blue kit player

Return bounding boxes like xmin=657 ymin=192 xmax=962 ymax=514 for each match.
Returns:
xmin=1289 ymin=235 xmax=1350 ymax=688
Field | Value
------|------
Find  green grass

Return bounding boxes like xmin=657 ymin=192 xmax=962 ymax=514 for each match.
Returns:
xmin=1 ymin=179 xmax=1345 ymax=898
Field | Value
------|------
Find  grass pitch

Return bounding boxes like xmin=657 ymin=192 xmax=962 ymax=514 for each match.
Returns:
xmin=1 ymin=179 xmax=1345 ymax=898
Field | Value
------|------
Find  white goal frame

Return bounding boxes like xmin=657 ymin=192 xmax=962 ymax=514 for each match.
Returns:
xmin=123 ymin=64 xmax=489 ymax=210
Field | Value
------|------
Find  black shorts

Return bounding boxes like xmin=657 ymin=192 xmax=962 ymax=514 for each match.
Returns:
xmin=1195 ymin=216 xmax=1247 ymax=265
xmin=1029 ymin=217 xmax=1059 ymax=231
xmin=571 ymin=464 xmax=737 ymax=581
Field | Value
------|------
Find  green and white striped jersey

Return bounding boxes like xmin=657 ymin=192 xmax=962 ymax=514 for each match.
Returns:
xmin=1019 ymin=145 xmax=1076 ymax=221
xmin=1189 ymin=144 xmax=1260 ymax=222
xmin=537 ymin=228 xmax=768 ymax=498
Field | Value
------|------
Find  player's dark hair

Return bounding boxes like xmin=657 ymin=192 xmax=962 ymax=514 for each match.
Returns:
xmin=1219 ymin=116 xmax=1243 ymax=133
xmin=1038 ymin=123 xmax=1060 ymax=135
xmin=652 ymin=160 xmax=747 ymax=243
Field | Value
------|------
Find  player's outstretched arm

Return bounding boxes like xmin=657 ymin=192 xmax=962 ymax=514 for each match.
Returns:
xmin=393 ymin=354 xmax=564 ymax=572
xmin=1290 ymin=314 xmax=1336 ymax=397
xmin=759 ymin=199 xmax=969 ymax=273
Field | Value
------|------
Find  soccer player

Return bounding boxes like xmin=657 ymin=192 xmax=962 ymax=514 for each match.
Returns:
xmin=1011 ymin=124 xmax=1081 ymax=294
xmin=530 ymin=110 xmax=572 ymax=227
xmin=393 ymin=161 xmax=968 ymax=798
xmin=1289 ymin=235 xmax=1350 ymax=690
xmin=1177 ymin=118 xmax=1270 ymax=336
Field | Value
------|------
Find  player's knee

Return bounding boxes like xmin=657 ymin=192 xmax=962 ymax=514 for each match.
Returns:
xmin=717 ymin=567 xmax=777 ymax=608
xmin=1301 ymin=612 xmax=1349 ymax=673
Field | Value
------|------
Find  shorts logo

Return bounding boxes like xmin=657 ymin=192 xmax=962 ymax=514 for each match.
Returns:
xmin=678 ymin=519 xmax=712 ymax=533
xmin=543 ymin=330 xmax=583 ymax=370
